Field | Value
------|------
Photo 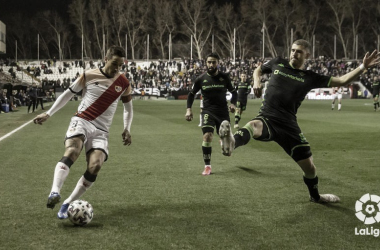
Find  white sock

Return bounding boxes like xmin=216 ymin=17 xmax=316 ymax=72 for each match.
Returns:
xmin=63 ymin=176 xmax=94 ymax=205
xmin=331 ymin=104 xmax=334 ymax=109
xmin=338 ymin=104 xmax=341 ymax=110
xmin=50 ymin=162 xmax=70 ymax=194
xmin=198 ymin=114 xmax=202 ymax=126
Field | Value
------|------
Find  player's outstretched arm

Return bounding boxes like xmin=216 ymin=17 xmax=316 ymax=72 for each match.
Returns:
xmin=33 ymin=88 xmax=75 ymax=125
xmin=331 ymin=50 xmax=380 ymax=87
xmin=363 ymin=50 xmax=380 ymax=69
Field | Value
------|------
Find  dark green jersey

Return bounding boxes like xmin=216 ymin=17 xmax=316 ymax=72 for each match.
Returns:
xmin=260 ymin=57 xmax=332 ymax=122
xmin=236 ymin=80 xmax=251 ymax=99
xmin=373 ymin=81 xmax=380 ymax=96
xmin=189 ymin=72 xmax=236 ymax=117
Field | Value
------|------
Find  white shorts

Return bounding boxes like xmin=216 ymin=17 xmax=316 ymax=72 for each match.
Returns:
xmin=65 ymin=117 xmax=109 ymax=160
xmin=332 ymin=93 xmax=342 ymax=100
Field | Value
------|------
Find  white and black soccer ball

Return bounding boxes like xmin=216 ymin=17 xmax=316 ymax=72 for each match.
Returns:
xmin=67 ymin=200 xmax=94 ymax=226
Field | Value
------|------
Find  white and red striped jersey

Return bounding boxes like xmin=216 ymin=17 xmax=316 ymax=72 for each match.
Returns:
xmin=332 ymin=87 xmax=343 ymax=95
xmin=69 ymin=68 xmax=131 ymax=132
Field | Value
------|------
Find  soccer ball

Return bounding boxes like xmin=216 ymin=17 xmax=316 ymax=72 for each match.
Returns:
xmin=67 ymin=200 xmax=94 ymax=226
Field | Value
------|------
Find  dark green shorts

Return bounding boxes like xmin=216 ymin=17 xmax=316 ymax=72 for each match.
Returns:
xmin=253 ymin=116 xmax=312 ymax=162
xmin=201 ymin=111 xmax=230 ymax=134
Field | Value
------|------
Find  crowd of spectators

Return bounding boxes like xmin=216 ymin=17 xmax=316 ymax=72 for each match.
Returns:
xmin=1 ymin=55 xmax=379 ymax=114
xmin=123 ymin=56 xmax=380 ymax=95
xmin=0 ymin=81 xmax=55 ymax=114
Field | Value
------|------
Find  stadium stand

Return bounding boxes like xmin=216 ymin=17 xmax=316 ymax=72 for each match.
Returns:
xmin=0 ymin=57 xmax=379 ymax=110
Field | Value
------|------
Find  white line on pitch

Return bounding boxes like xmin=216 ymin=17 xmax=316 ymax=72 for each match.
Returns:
xmin=0 ymin=120 xmax=34 ymax=142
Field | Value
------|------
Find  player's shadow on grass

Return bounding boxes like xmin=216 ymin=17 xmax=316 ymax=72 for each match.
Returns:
xmin=97 ymin=203 xmax=240 ymax=231
xmin=313 ymin=201 xmax=354 ymax=215
xmin=59 ymin=221 xmax=104 ymax=228
xmin=284 ymin=202 xmax=354 ymax=226
xmin=236 ymin=166 xmax=262 ymax=175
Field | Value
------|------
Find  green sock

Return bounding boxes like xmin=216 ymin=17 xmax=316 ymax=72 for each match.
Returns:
xmin=303 ymin=176 xmax=320 ymax=201
xmin=233 ymin=126 xmax=253 ymax=148
xmin=202 ymin=141 xmax=212 ymax=165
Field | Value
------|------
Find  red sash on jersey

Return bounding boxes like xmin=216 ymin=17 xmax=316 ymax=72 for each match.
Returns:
xmin=76 ymin=75 xmax=129 ymax=121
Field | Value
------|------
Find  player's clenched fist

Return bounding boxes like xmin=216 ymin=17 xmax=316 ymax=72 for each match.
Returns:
xmin=185 ymin=108 xmax=193 ymax=121
xmin=33 ymin=113 xmax=50 ymax=125
xmin=253 ymin=82 xmax=263 ymax=98
xmin=122 ymin=129 xmax=132 ymax=146
xmin=228 ymin=104 xmax=236 ymax=113
xmin=253 ymin=87 xmax=263 ymax=98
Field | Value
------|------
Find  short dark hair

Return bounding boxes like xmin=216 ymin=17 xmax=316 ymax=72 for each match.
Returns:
xmin=106 ymin=46 xmax=126 ymax=59
xmin=206 ymin=52 xmax=220 ymax=61
xmin=293 ymin=39 xmax=311 ymax=52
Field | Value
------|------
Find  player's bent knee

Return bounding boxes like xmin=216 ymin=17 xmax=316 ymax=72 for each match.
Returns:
xmin=203 ymin=132 xmax=213 ymax=142
xmin=64 ymin=136 xmax=84 ymax=161
xmin=291 ymin=146 xmax=312 ymax=162
xmin=64 ymin=147 xmax=81 ymax=162
xmin=86 ymin=149 xmax=106 ymax=174
xmin=88 ymin=162 xmax=102 ymax=174
xmin=87 ymin=157 xmax=103 ymax=174
xmin=252 ymin=120 xmax=270 ymax=140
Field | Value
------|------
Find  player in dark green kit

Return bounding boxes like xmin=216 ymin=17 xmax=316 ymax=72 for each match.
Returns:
xmin=219 ymin=39 xmax=380 ymax=203
xmin=185 ymin=53 xmax=237 ymax=175
xmin=234 ymin=73 xmax=252 ymax=129
xmin=372 ymin=76 xmax=379 ymax=111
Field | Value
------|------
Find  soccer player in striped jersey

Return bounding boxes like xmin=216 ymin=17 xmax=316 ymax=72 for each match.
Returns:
xmin=33 ymin=46 xmax=133 ymax=219
xmin=220 ymin=40 xmax=380 ymax=203
xmin=331 ymin=86 xmax=344 ymax=111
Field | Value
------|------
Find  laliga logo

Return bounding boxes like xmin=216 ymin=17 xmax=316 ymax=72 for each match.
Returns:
xmin=355 ymin=193 xmax=380 ymax=225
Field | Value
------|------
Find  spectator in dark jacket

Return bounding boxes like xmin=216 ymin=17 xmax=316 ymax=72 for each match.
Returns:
xmin=27 ymin=84 xmax=38 ymax=113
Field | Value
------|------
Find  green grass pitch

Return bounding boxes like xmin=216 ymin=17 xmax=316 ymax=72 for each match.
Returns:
xmin=0 ymin=98 xmax=379 ymax=249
